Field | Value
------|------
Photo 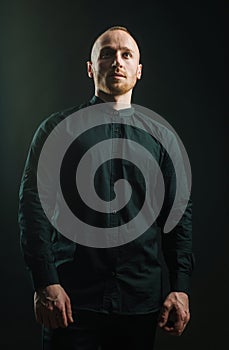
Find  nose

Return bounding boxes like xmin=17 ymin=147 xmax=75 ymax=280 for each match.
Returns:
xmin=111 ymin=52 xmax=122 ymax=68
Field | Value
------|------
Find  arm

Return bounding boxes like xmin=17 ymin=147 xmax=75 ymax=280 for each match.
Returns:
xmin=18 ymin=118 xmax=73 ymax=328
xmin=157 ymin=133 xmax=194 ymax=336
xmin=158 ymin=199 xmax=194 ymax=335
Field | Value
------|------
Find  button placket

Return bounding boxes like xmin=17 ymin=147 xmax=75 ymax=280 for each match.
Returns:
xmin=111 ymin=118 xmax=122 ymax=230
xmin=110 ymin=120 xmax=119 ymax=229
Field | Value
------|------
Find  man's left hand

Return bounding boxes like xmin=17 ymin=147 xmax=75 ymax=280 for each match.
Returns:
xmin=158 ymin=292 xmax=190 ymax=336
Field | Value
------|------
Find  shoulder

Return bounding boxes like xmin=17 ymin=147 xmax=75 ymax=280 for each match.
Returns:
xmin=31 ymin=100 xmax=92 ymax=145
xmin=41 ymin=101 xmax=91 ymax=131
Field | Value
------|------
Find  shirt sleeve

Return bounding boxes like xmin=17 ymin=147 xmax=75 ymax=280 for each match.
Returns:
xmin=157 ymin=131 xmax=195 ymax=296
xmin=18 ymin=117 xmax=60 ymax=290
xmin=161 ymin=199 xmax=194 ymax=295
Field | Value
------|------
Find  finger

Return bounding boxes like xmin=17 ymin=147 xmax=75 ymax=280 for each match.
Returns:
xmin=35 ymin=302 xmax=49 ymax=325
xmin=163 ymin=324 xmax=185 ymax=336
xmin=183 ymin=310 xmax=190 ymax=325
xmin=50 ymin=299 xmax=66 ymax=328
xmin=162 ymin=318 xmax=183 ymax=336
xmin=53 ymin=307 xmax=68 ymax=329
xmin=65 ymin=298 xmax=74 ymax=323
xmin=164 ymin=323 xmax=183 ymax=336
xmin=56 ymin=306 xmax=68 ymax=328
xmin=163 ymin=315 xmax=187 ymax=336
xmin=158 ymin=306 xmax=170 ymax=327
xmin=174 ymin=309 xmax=190 ymax=333
xmin=174 ymin=317 xmax=184 ymax=334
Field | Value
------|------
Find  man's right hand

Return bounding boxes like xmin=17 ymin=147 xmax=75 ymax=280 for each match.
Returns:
xmin=34 ymin=284 xmax=74 ymax=329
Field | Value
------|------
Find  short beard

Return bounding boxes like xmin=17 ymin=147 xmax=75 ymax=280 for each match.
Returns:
xmin=106 ymin=78 xmax=138 ymax=96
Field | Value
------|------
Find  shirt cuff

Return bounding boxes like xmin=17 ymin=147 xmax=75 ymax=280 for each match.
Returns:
xmin=169 ymin=272 xmax=192 ymax=296
xmin=29 ymin=262 xmax=60 ymax=290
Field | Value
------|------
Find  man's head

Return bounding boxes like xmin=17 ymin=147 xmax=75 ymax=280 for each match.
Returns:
xmin=87 ymin=26 xmax=142 ymax=101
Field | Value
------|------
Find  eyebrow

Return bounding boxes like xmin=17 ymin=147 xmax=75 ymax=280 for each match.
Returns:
xmin=100 ymin=46 xmax=134 ymax=53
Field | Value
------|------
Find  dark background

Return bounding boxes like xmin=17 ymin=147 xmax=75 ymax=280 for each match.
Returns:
xmin=0 ymin=0 xmax=228 ymax=349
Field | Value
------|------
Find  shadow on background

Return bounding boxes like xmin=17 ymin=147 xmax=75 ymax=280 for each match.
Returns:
xmin=0 ymin=1 xmax=227 ymax=349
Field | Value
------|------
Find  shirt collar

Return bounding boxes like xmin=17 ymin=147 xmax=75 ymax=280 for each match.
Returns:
xmin=89 ymin=95 xmax=104 ymax=106
xmin=89 ymin=95 xmax=135 ymax=118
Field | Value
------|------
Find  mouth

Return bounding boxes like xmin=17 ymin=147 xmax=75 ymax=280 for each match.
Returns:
xmin=109 ymin=72 xmax=126 ymax=79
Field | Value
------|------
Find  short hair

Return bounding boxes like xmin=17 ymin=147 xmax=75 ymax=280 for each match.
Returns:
xmin=90 ymin=25 xmax=140 ymax=61
xmin=106 ymin=26 xmax=130 ymax=33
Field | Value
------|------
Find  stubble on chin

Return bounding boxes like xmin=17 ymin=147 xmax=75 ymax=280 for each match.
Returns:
xmin=97 ymin=72 xmax=138 ymax=97
xmin=106 ymin=78 xmax=137 ymax=96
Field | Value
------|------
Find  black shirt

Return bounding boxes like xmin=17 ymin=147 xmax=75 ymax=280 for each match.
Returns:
xmin=18 ymin=96 xmax=194 ymax=314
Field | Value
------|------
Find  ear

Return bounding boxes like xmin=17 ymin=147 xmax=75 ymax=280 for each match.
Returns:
xmin=137 ymin=64 xmax=142 ymax=80
xmin=87 ymin=61 xmax=93 ymax=78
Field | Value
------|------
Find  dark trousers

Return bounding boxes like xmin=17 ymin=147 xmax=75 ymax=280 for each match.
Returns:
xmin=43 ymin=310 xmax=159 ymax=350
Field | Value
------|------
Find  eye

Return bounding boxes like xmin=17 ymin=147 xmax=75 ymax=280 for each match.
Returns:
xmin=123 ymin=51 xmax=132 ymax=58
xmin=101 ymin=52 xmax=110 ymax=59
xmin=100 ymin=49 xmax=113 ymax=59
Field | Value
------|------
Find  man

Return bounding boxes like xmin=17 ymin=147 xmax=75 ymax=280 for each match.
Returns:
xmin=18 ymin=26 xmax=194 ymax=349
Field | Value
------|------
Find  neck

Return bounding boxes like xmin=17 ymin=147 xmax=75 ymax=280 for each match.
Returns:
xmin=95 ymin=90 xmax=132 ymax=110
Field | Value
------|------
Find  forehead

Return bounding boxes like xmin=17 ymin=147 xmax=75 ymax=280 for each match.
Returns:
xmin=92 ymin=30 xmax=140 ymax=59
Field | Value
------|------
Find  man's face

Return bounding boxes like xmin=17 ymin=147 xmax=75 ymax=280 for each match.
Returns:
xmin=87 ymin=30 xmax=142 ymax=96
